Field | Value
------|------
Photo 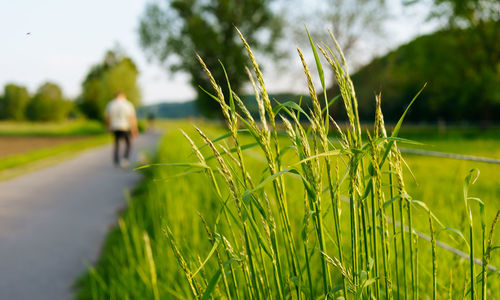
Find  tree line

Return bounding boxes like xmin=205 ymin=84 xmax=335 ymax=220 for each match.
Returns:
xmin=0 ymin=50 xmax=140 ymax=122
xmin=330 ymin=20 xmax=500 ymax=124
xmin=344 ymin=0 xmax=499 ymax=124
xmin=0 ymin=82 xmax=72 ymax=121
xmin=2 ymin=0 xmax=496 ymax=123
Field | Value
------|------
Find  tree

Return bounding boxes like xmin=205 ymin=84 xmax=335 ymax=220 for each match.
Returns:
xmin=286 ymin=0 xmax=388 ymax=120
xmin=26 ymin=82 xmax=72 ymax=121
xmin=293 ymin=0 xmax=388 ymax=68
xmin=339 ymin=23 xmax=500 ymax=123
xmin=79 ymin=51 xmax=141 ymax=120
xmin=407 ymin=0 xmax=500 ymax=124
xmin=0 ymin=84 xmax=30 ymax=120
xmin=138 ymin=0 xmax=283 ymax=118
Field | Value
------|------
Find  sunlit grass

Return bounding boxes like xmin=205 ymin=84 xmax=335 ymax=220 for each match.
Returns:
xmin=75 ymin=31 xmax=500 ymax=299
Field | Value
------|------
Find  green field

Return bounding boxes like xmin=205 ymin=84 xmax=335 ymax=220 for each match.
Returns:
xmin=0 ymin=120 xmax=106 ymax=136
xmin=75 ymin=120 xmax=500 ymax=299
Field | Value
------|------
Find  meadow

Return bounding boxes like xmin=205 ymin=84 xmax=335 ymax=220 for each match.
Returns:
xmin=75 ymin=34 xmax=500 ymax=299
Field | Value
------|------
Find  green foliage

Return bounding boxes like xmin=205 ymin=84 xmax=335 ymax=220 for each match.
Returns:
xmin=0 ymin=84 xmax=30 ymax=120
xmin=79 ymin=51 xmax=141 ymax=120
xmin=26 ymin=82 xmax=72 ymax=122
xmin=422 ymin=0 xmax=499 ymax=25
xmin=337 ymin=23 xmax=500 ymax=122
xmin=138 ymin=0 xmax=283 ymax=118
xmin=400 ymin=0 xmax=500 ymax=123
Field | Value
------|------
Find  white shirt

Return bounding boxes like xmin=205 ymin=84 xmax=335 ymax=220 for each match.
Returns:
xmin=105 ymin=98 xmax=136 ymax=131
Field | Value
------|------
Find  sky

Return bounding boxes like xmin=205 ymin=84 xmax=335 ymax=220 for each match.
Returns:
xmin=0 ymin=0 xmax=436 ymax=105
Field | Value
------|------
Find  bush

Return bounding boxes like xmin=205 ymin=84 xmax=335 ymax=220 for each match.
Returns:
xmin=0 ymin=84 xmax=30 ymax=120
xmin=26 ymin=82 xmax=72 ymax=121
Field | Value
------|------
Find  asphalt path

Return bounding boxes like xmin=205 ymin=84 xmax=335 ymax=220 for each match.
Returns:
xmin=0 ymin=132 xmax=159 ymax=300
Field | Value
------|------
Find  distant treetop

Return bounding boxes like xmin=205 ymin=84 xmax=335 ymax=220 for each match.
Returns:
xmin=138 ymin=0 xmax=284 ymax=118
xmin=78 ymin=50 xmax=141 ymax=121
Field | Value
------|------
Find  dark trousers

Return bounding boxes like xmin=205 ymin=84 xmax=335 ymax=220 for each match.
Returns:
xmin=113 ymin=130 xmax=131 ymax=165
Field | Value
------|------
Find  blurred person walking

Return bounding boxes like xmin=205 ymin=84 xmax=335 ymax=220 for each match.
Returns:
xmin=105 ymin=92 xmax=138 ymax=168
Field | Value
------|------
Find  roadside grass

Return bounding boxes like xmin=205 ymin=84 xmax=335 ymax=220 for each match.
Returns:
xmin=74 ymin=122 xmax=215 ymax=300
xmin=74 ymin=33 xmax=500 ymax=299
xmin=74 ymin=121 xmax=500 ymax=299
xmin=0 ymin=119 xmax=106 ymax=136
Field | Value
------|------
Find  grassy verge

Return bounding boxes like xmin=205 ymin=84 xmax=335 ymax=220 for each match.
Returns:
xmin=74 ymin=122 xmax=211 ymax=300
xmin=74 ymin=121 xmax=500 ymax=299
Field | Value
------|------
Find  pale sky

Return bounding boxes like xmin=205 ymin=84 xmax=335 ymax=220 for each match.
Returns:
xmin=0 ymin=0 xmax=436 ymax=105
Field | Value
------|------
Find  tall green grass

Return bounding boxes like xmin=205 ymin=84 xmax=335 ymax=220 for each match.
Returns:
xmin=77 ymin=31 xmax=500 ymax=299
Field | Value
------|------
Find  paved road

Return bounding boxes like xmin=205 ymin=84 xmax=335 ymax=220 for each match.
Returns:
xmin=0 ymin=133 xmax=160 ymax=300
